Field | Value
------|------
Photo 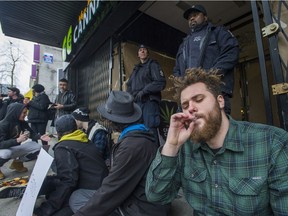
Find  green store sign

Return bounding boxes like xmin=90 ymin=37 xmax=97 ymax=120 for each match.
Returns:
xmin=62 ymin=0 xmax=101 ymax=62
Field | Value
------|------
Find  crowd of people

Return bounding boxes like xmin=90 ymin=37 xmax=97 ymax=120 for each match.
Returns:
xmin=0 ymin=4 xmax=288 ymax=216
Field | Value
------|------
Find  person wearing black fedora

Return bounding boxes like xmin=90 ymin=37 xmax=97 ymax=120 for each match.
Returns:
xmin=173 ymin=4 xmax=239 ymax=115
xmin=71 ymin=91 xmax=170 ymax=216
xmin=24 ymin=84 xmax=51 ymax=146
xmin=0 ymin=86 xmax=23 ymax=120
xmin=126 ymin=44 xmax=166 ymax=145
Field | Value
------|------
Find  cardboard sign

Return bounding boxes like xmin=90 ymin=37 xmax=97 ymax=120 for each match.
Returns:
xmin=16 ymin=148 xmax=53 ymax=216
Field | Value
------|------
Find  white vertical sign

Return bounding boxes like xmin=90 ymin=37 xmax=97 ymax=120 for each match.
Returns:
xmin=16 ymin=148 xmax=54 ymax=216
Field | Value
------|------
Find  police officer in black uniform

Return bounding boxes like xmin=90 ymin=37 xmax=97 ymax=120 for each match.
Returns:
xmin=173 ymin=5 xmax=239 ymax=114
xmin=127 ymin=44 xmax=166 ymax=145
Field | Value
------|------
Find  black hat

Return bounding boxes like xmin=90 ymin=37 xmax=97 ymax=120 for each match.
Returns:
xmin=97 ymin=91 xmax=142 ymax=124
xmin=7 ymin=87 xmax=20 ymax=95
xmin=72 ymin=107 xmax=90 ymax=122
xmin=138 ymin=44 xmax=149 ymax=55
xmin=32 ymin=84 xmax=45 ymax=93
xmin=139 ymin=44 xmax=147 ymax=49
xmin=183 ymin=5 xmax=207 ymax=20
xmin=138 ymin=44 xmax=149 ymax=51
xmin=55 ymin=114 xmax=77 ymax=135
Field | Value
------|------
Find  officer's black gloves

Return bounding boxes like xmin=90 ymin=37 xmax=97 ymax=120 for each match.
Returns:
xmin=134 ymin=91 xmax=144 ymax=102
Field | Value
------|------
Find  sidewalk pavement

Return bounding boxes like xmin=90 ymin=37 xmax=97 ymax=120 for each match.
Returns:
xmin=0 ymin=138 xmax=193 ymax=216
xmin=0 ymin=137 xmax=57 ymax=216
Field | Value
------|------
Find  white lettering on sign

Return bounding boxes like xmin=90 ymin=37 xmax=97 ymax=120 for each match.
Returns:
xmin=73 ymin=0 xmax=100 ymax=43
xmin=63 ymin=0 xmax=101 ymax=61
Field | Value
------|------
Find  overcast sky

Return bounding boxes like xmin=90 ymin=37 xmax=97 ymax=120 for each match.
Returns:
xmin=0 ymin=23 xmax=34 ymax=95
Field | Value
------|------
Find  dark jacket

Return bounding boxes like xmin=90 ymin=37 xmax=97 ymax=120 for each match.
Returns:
xmin=127 ymin=58 xmax=166 ymax=103
xmin=74 ymin=129 xmax=170 ymax=216
xmin=27 ymin=92 xmax=51 ymax=123
xmin=0 ymin=103 xmax=39 ymax=149
xmin=173 ymin=22 xmax=239 ymax=96
xmin=0 ymin=96 xmax=23 ymax=120
xmin=34 ymin=130 xmax=109 ymax=216
xmin=54 ymin=90 xmax=76 ymax=117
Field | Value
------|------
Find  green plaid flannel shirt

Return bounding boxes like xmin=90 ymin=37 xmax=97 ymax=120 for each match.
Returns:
xmin=146 ymin=117 xmax=288 ymax=216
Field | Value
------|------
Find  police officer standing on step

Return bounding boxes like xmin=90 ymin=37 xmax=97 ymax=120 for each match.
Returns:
xmin=173 ymin=5 xmax=239 ymax=114
xmin=127 ymin=44 xmax=166 ymax=145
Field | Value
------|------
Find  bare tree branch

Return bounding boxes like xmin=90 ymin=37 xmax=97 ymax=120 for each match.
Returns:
xmin=0 ymin=40 xmax=27 ymax=86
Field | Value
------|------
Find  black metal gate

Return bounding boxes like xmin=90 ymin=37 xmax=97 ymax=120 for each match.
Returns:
xmin=75 ymin=39 xmax=112 ymax=120
xmin=251 ymin=0 xmax=288 ymax=130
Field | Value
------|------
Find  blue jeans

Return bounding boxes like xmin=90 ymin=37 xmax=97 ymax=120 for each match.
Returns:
xmin=0 ymin=141 xmax=41 ymax=162
xmin=69 ymin=189 xmax=121 ymax=215
xmin=223 ymin=93 xmax=231 ymax=115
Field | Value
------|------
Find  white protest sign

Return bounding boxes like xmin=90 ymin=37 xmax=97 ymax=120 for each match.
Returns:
xmin=16 ymin=148 xmax=54 ymax=216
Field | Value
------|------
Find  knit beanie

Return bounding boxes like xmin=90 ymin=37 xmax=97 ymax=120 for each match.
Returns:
xmin=55 ymin=114 xmax=77 ymax=135
xmin=32 ymin=84 xmax=45 ymax=93
xmin=72 ymin=107 xmax=90 ymax=122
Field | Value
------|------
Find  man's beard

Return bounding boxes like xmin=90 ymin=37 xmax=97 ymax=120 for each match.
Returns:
xmin=190 ymin=21 xmax=208 ymax=32
xmin=190 ymin=102 xmax=222 ymax=143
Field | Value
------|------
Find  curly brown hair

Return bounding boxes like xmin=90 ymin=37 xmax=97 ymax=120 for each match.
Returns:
xmin=173 ymin=68 xmax=223 ymax=102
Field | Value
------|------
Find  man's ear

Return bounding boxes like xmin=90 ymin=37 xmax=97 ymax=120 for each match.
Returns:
xmin=217 ymin=95 xmax=225 ymax=109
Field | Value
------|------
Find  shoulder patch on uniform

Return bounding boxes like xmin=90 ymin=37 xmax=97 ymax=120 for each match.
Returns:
xmin=159 ymin=70 xmax=164 ymax=77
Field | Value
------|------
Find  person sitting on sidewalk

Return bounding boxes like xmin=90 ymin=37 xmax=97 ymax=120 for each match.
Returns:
xmin=72 ymin=107 xmax=110 ymax=162
xmin=0 ymin=103 xmax=48 ymax=180
xmin=33 ymin=114 xmax=109 ymax=216
xmin=71 ymin=91 xmax=170 ymax=216
xmin=145 ymin=68 xmax=288 ymax=215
